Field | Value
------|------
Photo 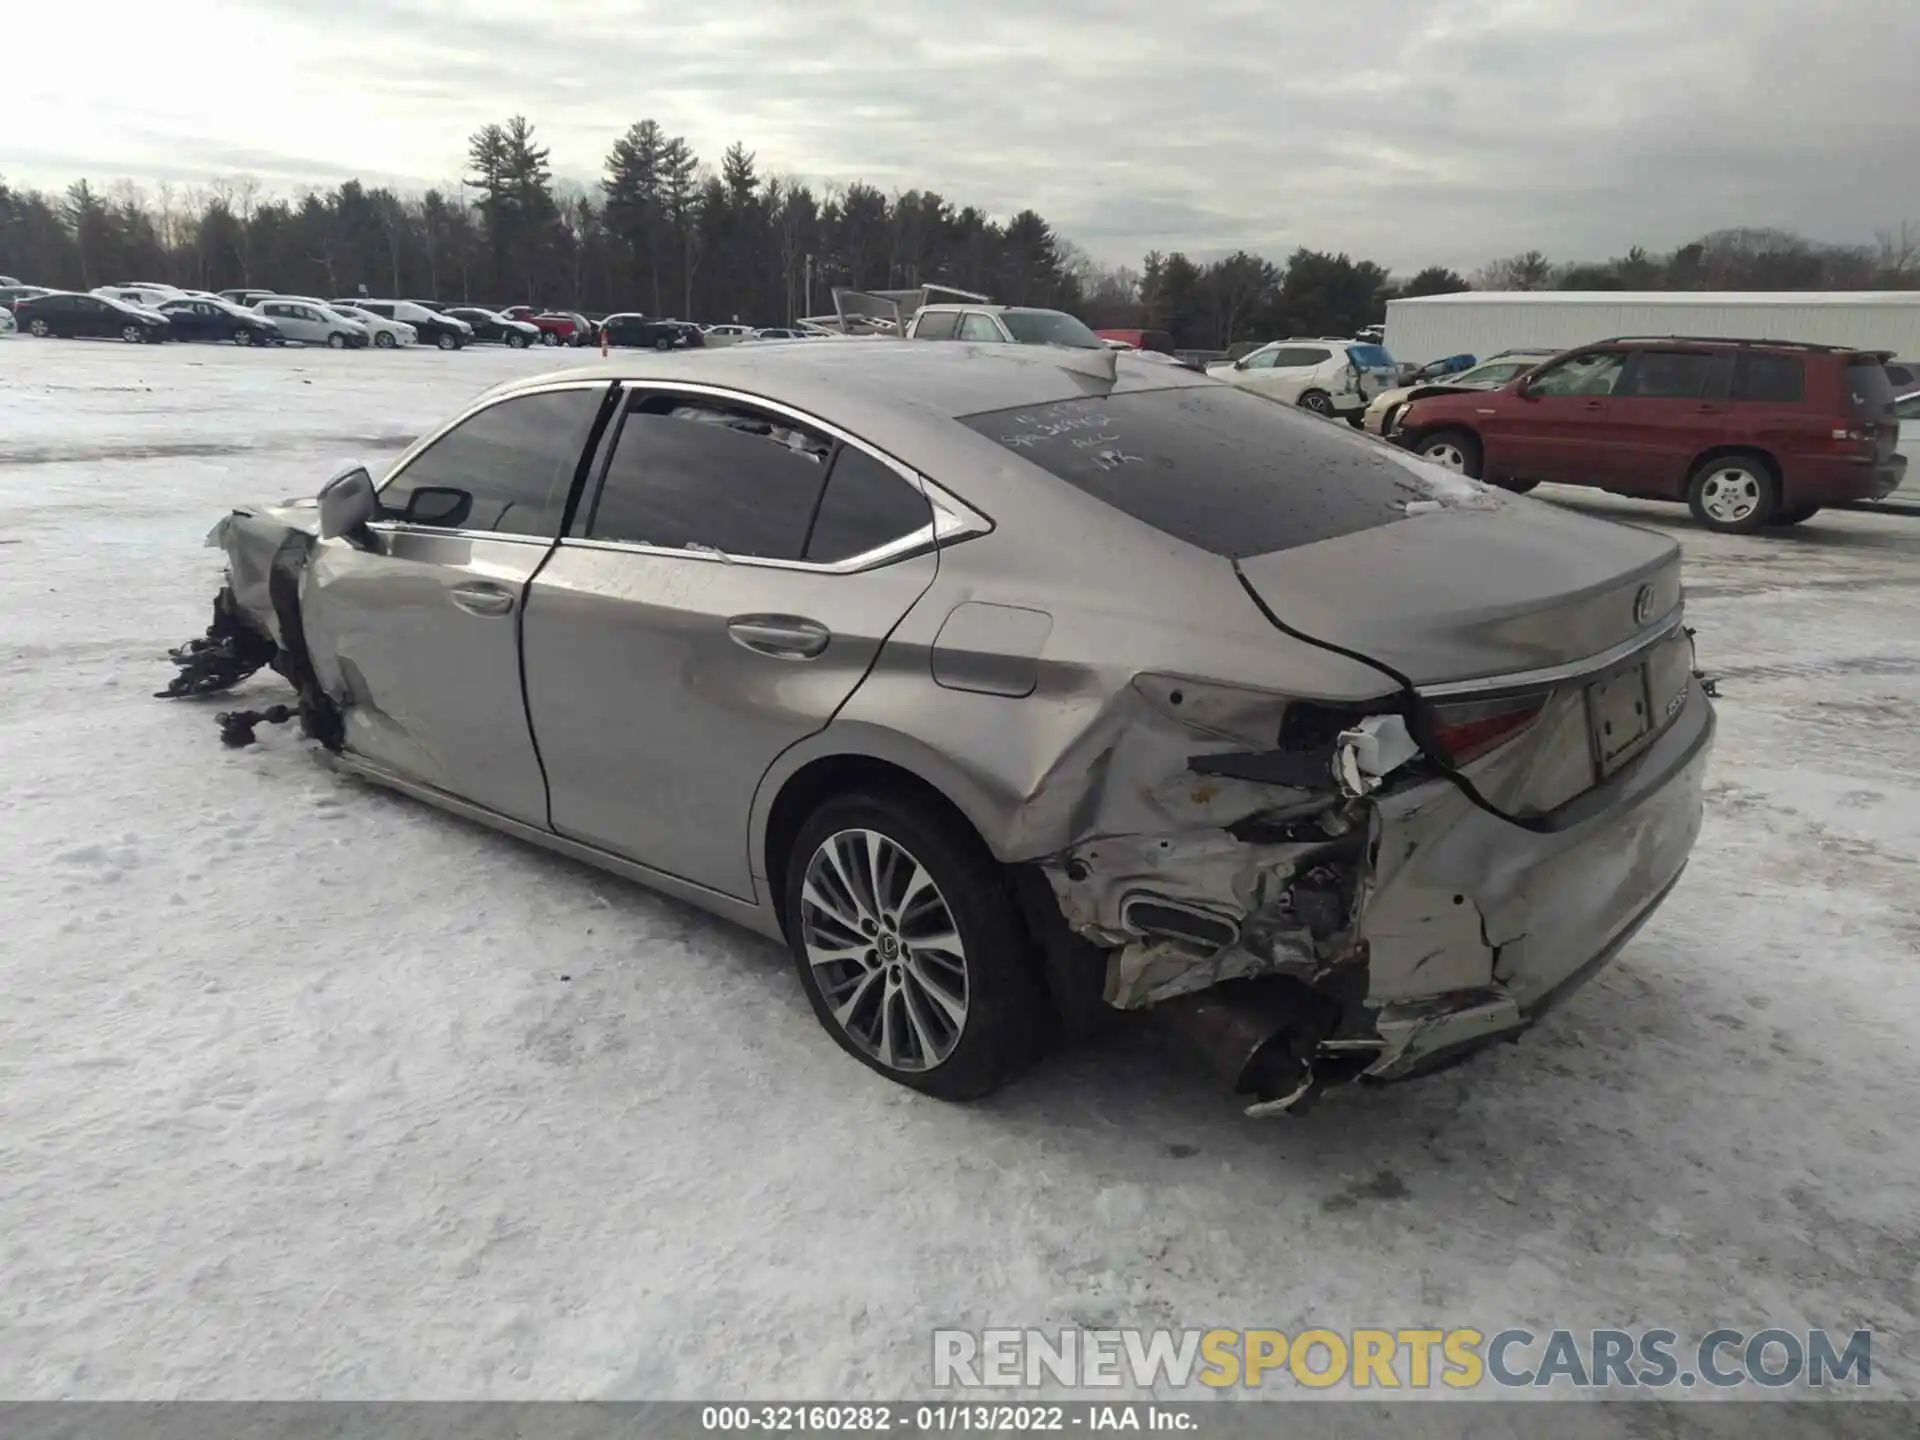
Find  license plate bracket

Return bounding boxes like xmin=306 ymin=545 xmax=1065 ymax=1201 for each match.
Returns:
xmin=1586 ymin=663 xmax=1654 ymax=777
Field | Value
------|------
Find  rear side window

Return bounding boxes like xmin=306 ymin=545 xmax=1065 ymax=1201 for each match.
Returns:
xmin=584 ymin=394 xmax=832 ymax=558
xmin=1619 ymin=350 xmax=1719 ymax=399
xmin=379 ymin=387 xmax=603 ymax=537
xmin=1347 ymin=344 xmax=1395 ymax=370
xmin=1728 ymin=353 xmax=1804 ymax=403
xmin=958 ymin=313 xmax=1002 ymax=342
xmin=959 ymin=385 xmax=1479 ymax=559
xmin=1844 ymin=360 xmax=1895 ymax=421
xmin=1268 ymin=347 xmax=1331 ymax=368
xmin=804 ymin=447 xmax=933 ymax=563
xmin=913 ymin=312 xmax=958 ymax=340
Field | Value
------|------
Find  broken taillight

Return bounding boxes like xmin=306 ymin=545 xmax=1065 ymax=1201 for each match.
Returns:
xmin=1424 ymin=693 xmax=1547 ymax=765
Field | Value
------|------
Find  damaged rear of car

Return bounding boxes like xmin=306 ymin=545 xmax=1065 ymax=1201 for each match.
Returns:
xmin=163 ymin=347 xmax=1714 ymax=1116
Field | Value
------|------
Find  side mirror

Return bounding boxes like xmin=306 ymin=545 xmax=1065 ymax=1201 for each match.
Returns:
xmin=403 ymin=486 xmax=473 ymax=529
xmin=317 ymin=466 xmax=378 ymax=546
xmin=1513 ymin=377 xmax=1535 ymax=399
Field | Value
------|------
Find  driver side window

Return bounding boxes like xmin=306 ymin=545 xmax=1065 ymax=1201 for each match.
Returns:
xmin=1241 ymin=349 xmax=1277 ymax=370
xmin=379 ymin=387 xmax=606 ymax=537
xmin=1527 ymin=351 xmax=1626 ymax=397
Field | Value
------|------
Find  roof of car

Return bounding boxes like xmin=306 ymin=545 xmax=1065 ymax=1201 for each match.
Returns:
xmin=483 ymin=337 xmax=1208 ymax=429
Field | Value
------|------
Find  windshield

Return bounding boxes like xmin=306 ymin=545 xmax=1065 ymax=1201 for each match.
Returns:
xmin=999 ymin=310 xmax=1102 ymax=348
xmin=1347 ymin=343 xmax=1395 ymax=370
xmin=959 ymin=384 xmax=1500 ymax=558
xmin=1457 ymin=359 xmax=1530 ymax=387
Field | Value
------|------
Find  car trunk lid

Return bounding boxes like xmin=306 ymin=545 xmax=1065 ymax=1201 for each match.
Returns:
xmin=1233 ymin=501 xmax=1682 ymax=689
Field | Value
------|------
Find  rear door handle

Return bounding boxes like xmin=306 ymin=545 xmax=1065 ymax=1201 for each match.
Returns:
xmin=1583 ymin=401 xmax=1604 ymax=411
xmin=450 ymin=581 xmax=516 ymax=617
xmin=727 ymin=615 xmax=831 ymax=660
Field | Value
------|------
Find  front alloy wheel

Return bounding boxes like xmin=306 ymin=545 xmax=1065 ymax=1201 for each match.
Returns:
xmin=29 ymin=318 xmax=51 ymax=338
xmin=375 ymin=331 xmax=396 ymax=349
xmin=800 ymin=828 xmax=969 ymax=1074
xmin=121 ymin=324 xmax=144 ymax=343
xmin=234 ymin=328 xmax=254 ymax=346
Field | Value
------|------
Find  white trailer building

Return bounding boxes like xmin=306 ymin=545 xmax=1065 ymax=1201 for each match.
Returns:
xmin=1383 ymin=291 xmax=1920 ymax=365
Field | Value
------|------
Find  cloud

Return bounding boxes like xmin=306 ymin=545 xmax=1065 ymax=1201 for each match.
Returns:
xmin=1 ymin=0 xmax=1913 ymax=274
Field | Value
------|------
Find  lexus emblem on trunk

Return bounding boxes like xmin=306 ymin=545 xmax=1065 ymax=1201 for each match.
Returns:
xmin=1633 ymin=584 xmax=1656 ymax=626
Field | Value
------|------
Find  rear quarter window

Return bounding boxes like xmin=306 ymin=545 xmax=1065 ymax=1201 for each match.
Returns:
xmin=958 ymin=385 xmax=1501 ymax=559
xmin=1729 ymin=353 xmax=1804 ymax=403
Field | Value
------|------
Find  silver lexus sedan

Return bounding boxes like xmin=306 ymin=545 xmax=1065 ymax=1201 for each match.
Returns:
xmin=166 ymin=342 xmax=1715 ymax=1115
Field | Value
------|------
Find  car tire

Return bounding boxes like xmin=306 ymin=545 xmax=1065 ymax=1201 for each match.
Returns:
xmin=654 ymin=336 xmax=673 ymax=351
xmin=1346 ymin=412 xmax=1366 ymax=429
xmin=28 ymin=318 xmax=51 ymax=338
xmin=509 ymin=333 xmax=529 ymax=349
xmin=540 ymin=331 xmax=559 ymax=347
xmin=436 ymin=332 xmax=457 ymax=350
xmin=1415 ymin=428 xmax=1483 ymax=479
xmin=121 ymin=323 xmax=145 ymax=344
xmin=784 ymin=789 xmax=1048 ymax=1102
xmin=327 ymin=333 xmax=346 ymax=350
xmin=1298 ymin=390 xmax=1335 ymax=416
xmin=375 ymin=331 xmax=396 ymax=349
xmin=234 ymin=329 xmax=254 ymax=347
xmin=1687 ymin=456 xmax=1779 ymax=533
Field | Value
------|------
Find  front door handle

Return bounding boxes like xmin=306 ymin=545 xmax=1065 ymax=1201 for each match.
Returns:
xmin=1583 ymin=401 xmax=1604 ymax=411
xmin=450 ymin=581 xmax=516 ymax=617
xmin=727 ymin=615 xmax=831 ymax=660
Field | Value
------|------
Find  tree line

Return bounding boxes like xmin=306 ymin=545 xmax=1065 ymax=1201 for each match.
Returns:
xmin=2 ymin=116 xmax=1914 ymax=351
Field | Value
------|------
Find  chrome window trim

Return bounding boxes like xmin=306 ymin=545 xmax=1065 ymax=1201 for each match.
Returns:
xmin=1417 ymin=603 xmax=1687 ymax=700
xmin=559 ymin=379 xmax=993 ymax=574
xmin=373 ymin=377 xmax=616 ymax=499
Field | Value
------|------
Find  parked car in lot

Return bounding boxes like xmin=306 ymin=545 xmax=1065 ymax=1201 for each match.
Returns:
xmin=601 ymin=313 xmax=703 ymax=350
xmin=252 ymin=298 xmax=369 ymax=348
xmin=169 ymin=343 xmax=1714 ymax=1114
xmin=218 ymin=289 xmax=281 ymax=309
xmin=496 ymin=307 xmax=593 ymax=346
xmin=444 ymin=307 xmax=541 ymax=348
xmin=0 ymin=284 xmax=53 ymax=313
xmin=156 ymin=296 xmax=283 ymax=346
xmin=16 ymin=291 xmax=170 ymax=342
xmin=1095 ymin=328 xmax=1178 ymax=356
xmin=1393 ymin=338 xmax=1907 ymax=532
xmin=1887 ymin=391 xmax=1920 ymax=505
xmin=1207 ymin=339 xmax=1399 ymax=420
xmin=0 ymin=306 xmax=14 ymax=337
xmin=334 ymin=298 xmax=469 ymax=350
xmin=700 ymin=323 xmax=755 ymax=346
xmin=904 ymin=305 xmax=1103 ymax=348
xmin=330 ymin=303 xmax=419 ymax=349
xmin=94 ymin=285 xmax=187 ymax=312
xmin=1362 ymin=350 xmax=1557 ymax=436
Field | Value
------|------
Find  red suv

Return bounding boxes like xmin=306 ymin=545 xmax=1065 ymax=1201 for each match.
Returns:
xmin=501 ymin=306 xmax=597 ymax=346
xmin=1391 ymin=338 xmax=1906 ymax=532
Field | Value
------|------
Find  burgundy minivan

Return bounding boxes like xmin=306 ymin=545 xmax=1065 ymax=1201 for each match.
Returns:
xmin=1392 ymin=338 xmax=1906 ymax=533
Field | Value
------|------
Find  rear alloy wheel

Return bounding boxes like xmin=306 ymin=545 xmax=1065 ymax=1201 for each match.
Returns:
xmin=510 ymin=332 xmax=530 ymax=349
xmin=29 ymin=318 xmax=51 ymax=338
xmin=120 ymin=323 xmax=145 ymax=343
xmin=1298 ymin=390 xmax=1335 ymax=416
xmin=654 ymin=336 xmax=673 ymax=351
xmin=437 ymin=332 xmax=458 ymax=350
xmin=234 ymin=328 xmax=254 ymax=347
xmin=1416 ymin=429 xmax=1483 ymax=479
xmin=540 ymin=331 xmax=559 ymax=347
xmin=1688 ymin=457 xmax=1778 ymax=533
xmin=327 ymin=333 xmax=346 ymax=350
xmin=1774 ymin=503 xmax=1821 ymax=526
xmin=375 ymin=331 xmax=396 ymax=349
xmin=786 ymin=792 xmax=1045 ymax=1101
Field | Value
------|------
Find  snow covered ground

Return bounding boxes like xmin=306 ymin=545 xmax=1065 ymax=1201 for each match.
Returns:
xmin=2 ymin=339 xmax=1917 ymax=1408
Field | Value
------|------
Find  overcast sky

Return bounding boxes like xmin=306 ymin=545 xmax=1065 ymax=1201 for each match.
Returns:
xmin=2 ymin=0 xmax=1913 ymax=274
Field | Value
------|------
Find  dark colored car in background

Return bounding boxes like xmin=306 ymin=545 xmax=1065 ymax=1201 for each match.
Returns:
xmin=333 ymin=298 xmax=471 ymax=349
xmin=15 ymin=291 xmax=170 ymax=343
xmin=446 ymin=306 xmax=541 ymax=348
xmin=157 ymin=296 xmax=282 ymax=346
xmin=600 ymin=313 xmax=703 ymax=350
xmin=1094 ymin=328 xmax=1178 ymax=355
xmin=502 ymin=306 xmax=596 ymax=346
xmin=1393 ymin=337 xmax=1906 ymax=533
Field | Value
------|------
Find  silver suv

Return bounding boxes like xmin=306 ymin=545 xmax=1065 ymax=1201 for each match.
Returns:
xmin=905 ymin=304 xmax=1102 ymax=348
